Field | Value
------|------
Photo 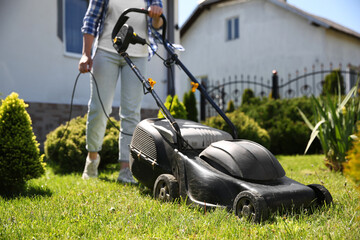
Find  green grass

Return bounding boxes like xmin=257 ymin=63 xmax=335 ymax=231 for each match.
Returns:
xmin=1 ymin=155 xmax=359 ymax=239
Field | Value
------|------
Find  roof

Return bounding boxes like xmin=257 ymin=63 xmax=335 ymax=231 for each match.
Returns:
xmin=180 ymin=0 xmax=360 ymax=40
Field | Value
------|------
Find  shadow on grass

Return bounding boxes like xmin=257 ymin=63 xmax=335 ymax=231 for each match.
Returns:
xmin=0 ymin=184 xmax=53 ymax=199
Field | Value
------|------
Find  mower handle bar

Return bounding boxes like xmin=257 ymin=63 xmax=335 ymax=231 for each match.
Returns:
xmin=112 ymin=8 xmax=238 ymax=139
xmin=112 ymin=8 xmax=167 ymax=43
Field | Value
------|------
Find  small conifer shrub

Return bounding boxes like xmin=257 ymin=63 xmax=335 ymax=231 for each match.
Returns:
xmin=226 ymin=100 xmax=235 ymax=113
xmin=0 ymin=92 xmax=45 ymax=193
xmin=241 ymin=88 xmax=255 ymax=105
xmin=322 ymin=69 xmax=345 ymax=95
xmin=183 ymin=90 xmax=198 ymax=122
xmin=158 ymin=95 xmax=187 ymax=119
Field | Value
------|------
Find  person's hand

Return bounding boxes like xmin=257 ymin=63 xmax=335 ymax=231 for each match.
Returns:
xmin=148 ymin=5 xmax=163 ymax=18
xmin=78 ymin=53 xmax=92 ymax=73
xmin=148 ymin=5 xmax=163 ymax=29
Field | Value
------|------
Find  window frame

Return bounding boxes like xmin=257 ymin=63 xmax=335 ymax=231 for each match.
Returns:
xmin=226 ymin=16 xmax=240 ymax=41
xmin=62 ymin=0 xmax=88 ymax=58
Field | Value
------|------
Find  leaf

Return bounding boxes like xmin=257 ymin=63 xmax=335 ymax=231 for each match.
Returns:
xmin=298 ymin=108 xmax=314 ymax=130
xmin=304 ymin=119 xmax=325 ymax=154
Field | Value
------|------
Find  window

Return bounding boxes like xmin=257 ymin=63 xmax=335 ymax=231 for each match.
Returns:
xmin=63 ymin=0 xmax=88 ymax=55
xmin=226 ymin=17 xmax=239 ymax=41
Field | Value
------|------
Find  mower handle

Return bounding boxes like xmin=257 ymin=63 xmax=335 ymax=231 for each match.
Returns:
xmin=112 ymin=8 xmax=238 ymax=139
xmin=111 ymin=8 xmax=167 ymax=43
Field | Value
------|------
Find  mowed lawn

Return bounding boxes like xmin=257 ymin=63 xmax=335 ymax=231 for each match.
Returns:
xmin=1 ymin=154 xmax=359 ymax=239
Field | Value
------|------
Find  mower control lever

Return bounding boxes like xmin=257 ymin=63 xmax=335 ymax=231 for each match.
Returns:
xmin=112 ymin=8 xmax=167 ymax=44
xmin=113 ymin=24 xmax=146 ymax=53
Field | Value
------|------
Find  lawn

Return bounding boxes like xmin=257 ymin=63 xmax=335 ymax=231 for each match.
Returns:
xmin=1 ymin=155 xmax=359 ymax=239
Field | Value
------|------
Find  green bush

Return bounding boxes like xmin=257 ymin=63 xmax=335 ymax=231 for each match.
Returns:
xmin=241 ymin=88 xmax=255 ymax=105
xmin=238 ymin=96 xmax=320 ymax=155
xmin=44 ymin=115 xmax=119 ymax=174
xmin=158 ymin=95 xmax=187 ymax=119
xmin=344 ymin=122 xmax=360 ymax=188
xmin=183 ymin=90 xmax=198 ymax=122
xmin=203 ymin=111 xmax=270 ymax=148
xmin=322 ymin=69 xmax=345 ymax=95
xmin=0 ymin=93 xmax=45 ymax=193
xmin=226 ymin=100 xmax=235 ymax=113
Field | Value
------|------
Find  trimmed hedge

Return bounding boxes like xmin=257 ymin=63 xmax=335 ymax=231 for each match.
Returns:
xmin=0 ymin=93 xmax=45 ymax=193
xmin=44 ymin=115 xmax=119 ymax=174
xmin=238 ymin=96 xmax=321 ymax=155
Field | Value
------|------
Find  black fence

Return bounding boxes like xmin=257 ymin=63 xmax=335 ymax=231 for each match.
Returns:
xmin=202 ymin=63 xmax=360 ymax=120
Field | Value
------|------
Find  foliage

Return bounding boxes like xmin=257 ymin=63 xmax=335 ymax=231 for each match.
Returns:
xmin=226 ymin=100 xmax=235 ymax=113
xmin=344 ymin=122 xmax=360 ymax=191
xmin=183 ymin=90 xmax=198 ymax=122
xmin=241 ymin=88 xmax=255 ymax=105
xmin=322 ymin=69 xmax=345 ymax=95
xmin=299 ymin=82 xmax=359 ymax=172
xmin=158 ymin=95 xmax=187 ymax=119
xmin=0 ymin=92 xmax=45 ymax=193
xmin=1 ymin=155 xmax=359 ymax=239
xmin=238 ymin=96 xmax=320 ymax=155
xmin=204 ymin=111 xmax=270 ymax=148
xmin=44 ymin=115 xmax=119 ymax=174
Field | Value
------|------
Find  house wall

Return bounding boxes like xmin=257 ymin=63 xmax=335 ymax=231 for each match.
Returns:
xmin=177 ymin=0 xmax=360 ymax=100
xmin=0 ymin=0 xmax=178 ymax=147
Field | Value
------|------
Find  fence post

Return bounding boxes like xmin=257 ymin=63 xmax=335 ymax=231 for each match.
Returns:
xmin=272 ymin=70 xmax=279 ymax=99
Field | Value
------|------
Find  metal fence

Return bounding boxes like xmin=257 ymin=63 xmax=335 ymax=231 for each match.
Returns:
xmin=202 ymin=63 xmax=360 ymax=120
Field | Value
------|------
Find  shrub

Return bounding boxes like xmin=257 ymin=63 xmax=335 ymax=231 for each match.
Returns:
xmin=158 ymin=95 xmax=187 ymax=119
xmin=238 ymin=96 xmax=320 ymax=155
xmin=183 ymin=90 xmax=198 ymax=122
xmin=241 ymin=88 xmax=255 ymax=105
xmin=44 ymin=115 xmax=119 ymax=174
xmin=344 ymin=122 xmax=360 ymax=189
xmin=0 ymin=93 xmax=45 ymax=193
xmin=226 ymin=100 xmax=235 ymax=113
xmin=322 ymin=69 xmax=345 ymax=95
xmin=204 ymin=111 xmax=270 ymax=148
xmin=299 ymin=83 xmax=359 ymax=172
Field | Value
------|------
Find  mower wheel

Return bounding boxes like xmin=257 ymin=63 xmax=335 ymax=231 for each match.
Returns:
xmin=307 ymin=184 xmax=333 ymax=206
xmin=153 ymin=174 xmax=179 ymax=202
xmin=233 ymin=191 xmax=268 ymax=223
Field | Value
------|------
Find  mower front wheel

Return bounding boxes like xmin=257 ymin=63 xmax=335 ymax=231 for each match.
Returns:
xmin=153 ymin=174 xmax=179 ymax=202
xmin=233 ymin=191 xmax=269 ymax=223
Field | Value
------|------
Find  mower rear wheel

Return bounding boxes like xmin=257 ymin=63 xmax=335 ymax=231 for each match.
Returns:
xmin=233 ymin=191 xmax=268 ymax=223
xmin=307 ymin=184 xmax=333 ymax=207
xmin=153 ymin=174 xmax=179 ymax=202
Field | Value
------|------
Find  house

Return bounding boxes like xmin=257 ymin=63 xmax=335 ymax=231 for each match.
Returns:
xmin=178 ymin=0 xmax=360 ymax=119
xmin=0 ymin=0 xmax=180 ymax=147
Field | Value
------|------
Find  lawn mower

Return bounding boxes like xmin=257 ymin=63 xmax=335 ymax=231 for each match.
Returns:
xmin=111 ymin=8 xmax=332 ymax=222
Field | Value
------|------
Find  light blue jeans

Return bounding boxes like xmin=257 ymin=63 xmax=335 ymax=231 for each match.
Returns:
xmin=86 ymin=48 xmax=146 ymax=162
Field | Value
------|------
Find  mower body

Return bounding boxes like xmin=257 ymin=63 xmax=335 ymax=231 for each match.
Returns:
xmin=129 ymin=119 xmax=329 ymax=221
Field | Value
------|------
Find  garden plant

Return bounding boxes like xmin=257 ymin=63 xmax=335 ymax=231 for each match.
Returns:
xmin=0 ymin=92 xmax=45 ymax=194
xmin=44 ymin=114 xmax=120 ymax=174
xmin=299 ymin=81 xmax=359 ymax=171
xmin=158 ymin=94 xmax=187 ymax=119
xmin=183 ymin=90 xmax=198 ymax=122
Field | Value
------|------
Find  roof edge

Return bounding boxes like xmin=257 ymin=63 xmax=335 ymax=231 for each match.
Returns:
xmin=180 ymin=0 xmax=360 ymax=41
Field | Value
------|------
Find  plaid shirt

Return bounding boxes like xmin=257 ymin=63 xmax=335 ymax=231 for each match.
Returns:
xmin=81 ymin=0 xmax=163 ymax=58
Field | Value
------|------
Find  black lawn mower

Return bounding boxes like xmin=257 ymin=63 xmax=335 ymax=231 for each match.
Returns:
xmin=111 ymin=8 xmax=332 ymax=222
